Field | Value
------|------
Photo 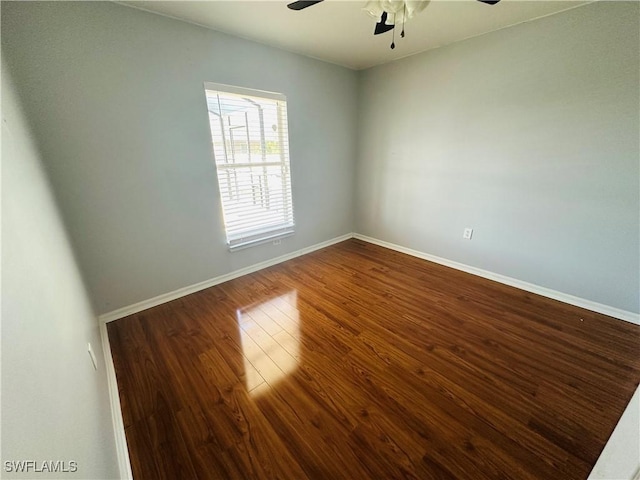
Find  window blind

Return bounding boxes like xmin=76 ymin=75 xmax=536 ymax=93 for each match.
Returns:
xmin=204 ymin=83 xmax=295 ymax=250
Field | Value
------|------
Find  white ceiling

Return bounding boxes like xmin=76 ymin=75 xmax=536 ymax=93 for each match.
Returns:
xmin=119 ymin=0 xmax=591 ymax=70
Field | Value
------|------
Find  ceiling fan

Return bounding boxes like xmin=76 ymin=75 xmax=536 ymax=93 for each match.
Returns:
xmin=287 ymin=0 xmax=501 ymax=49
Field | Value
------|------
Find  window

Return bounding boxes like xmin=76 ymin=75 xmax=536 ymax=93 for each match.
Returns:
xmin=204 ymin=83 xmax=295 ymax=250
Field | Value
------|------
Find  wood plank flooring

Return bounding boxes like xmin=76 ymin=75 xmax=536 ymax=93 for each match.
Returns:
xmin=107 ymin=239 xmax=640 ymax=479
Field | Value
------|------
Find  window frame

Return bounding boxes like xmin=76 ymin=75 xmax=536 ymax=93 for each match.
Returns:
xmin=204 ymin=82 xmax=295 ymax=251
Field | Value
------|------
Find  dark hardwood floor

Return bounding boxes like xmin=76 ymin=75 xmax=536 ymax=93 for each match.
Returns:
xmin=108 ymin=239 xmax=640 ymax=479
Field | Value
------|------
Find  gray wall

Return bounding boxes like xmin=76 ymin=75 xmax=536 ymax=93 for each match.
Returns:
xmin=1 ymin=61 xmax=119 ymax=479
xmin=1 ymin=1 xmax=358 ymax=314
xmin=3 ymin=1 xmax=638 ymax=318
xmin=356 ymin=1 xmax=640 ymax=314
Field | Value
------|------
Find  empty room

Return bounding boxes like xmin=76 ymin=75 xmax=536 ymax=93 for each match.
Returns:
xmin=2 ymin=0 xmax=639 ymax=479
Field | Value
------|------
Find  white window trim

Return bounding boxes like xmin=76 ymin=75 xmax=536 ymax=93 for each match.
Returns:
xmin=204 ymin=82 xmax=286 ymax=102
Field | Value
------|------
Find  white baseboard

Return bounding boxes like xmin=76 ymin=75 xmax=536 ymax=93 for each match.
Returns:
xmin=100 ymin=322 xmax=133 ymax=479
xmin=98 ymin=230 xmax=639 ymax=325
xmin=353 ymin=234 xmax=640 ymax=325
xmin=98 ymin=233 xmax=353 ymax=323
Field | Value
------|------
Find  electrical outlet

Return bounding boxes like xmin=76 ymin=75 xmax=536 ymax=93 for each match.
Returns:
xmin=463 ymin=228 xmax=473 ymax=240
xmin=87 ymin=343 xmax=98 ymax=370
xmin=273 ymin=239 xmax=282 ymax=245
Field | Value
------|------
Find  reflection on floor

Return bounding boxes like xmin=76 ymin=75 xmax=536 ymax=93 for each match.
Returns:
xmin=237 ymin=291 xmax=300 ymax=395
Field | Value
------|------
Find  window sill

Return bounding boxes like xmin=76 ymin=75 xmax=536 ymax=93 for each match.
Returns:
xmin=228 ymin=231 xmax=295 ymax=252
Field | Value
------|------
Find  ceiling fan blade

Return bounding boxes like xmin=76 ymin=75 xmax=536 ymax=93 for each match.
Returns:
xmin=476 ymin=0 xmax=501 ymax=4
xmin=287 ymin=0 xmax=324 ymax=10
xmin=374 ymin=11 xmax=395 ymax=35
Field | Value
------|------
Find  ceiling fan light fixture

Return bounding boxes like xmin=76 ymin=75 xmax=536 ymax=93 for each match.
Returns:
xmin=288 ymin=0 xmax=501 ymax=51
xmin=363 ymin=0 xmax=431 ymax=26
